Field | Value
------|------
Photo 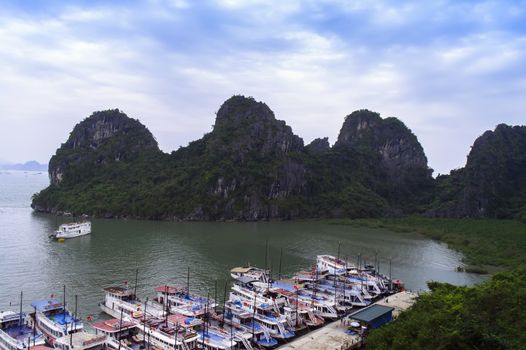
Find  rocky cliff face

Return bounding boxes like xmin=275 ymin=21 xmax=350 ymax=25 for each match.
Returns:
xmin=194 ymin=96 xmax=307 ymax=220
xmin=335 ymin=109 xmax=428 ymax=173
xmin=209 ymin=96 xmax=304 ymax=159
xmin=333 ymin=109 xmax=433 ymax=209
xmin=48 ymin=109 xmax=158 ymax=186
xmin=433 ymin=124 xmax=526 ymax=219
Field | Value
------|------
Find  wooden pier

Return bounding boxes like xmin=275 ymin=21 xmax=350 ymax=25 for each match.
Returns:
xmin=276 ymin=291 xmax=417 ymax=350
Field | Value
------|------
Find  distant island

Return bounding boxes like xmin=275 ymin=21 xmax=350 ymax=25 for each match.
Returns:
xmin=0 ymin=160 xmax=48 ymax=171
xmin=31 ymin=95 xmax=526 ymax=221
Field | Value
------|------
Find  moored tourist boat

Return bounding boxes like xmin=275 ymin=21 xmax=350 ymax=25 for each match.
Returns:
xmin=31 ymin=299 xmax=83 ymax=344
xmin=153 ymin=285 xmax=215 ymax=317
xmin=229 ymin=284 xmax=295 ymax=340
xmin=0 ymin=310 xmax=46 ymax=350
xmin=92 ymin=318 xmax=144 ymax=350
xmin=139 ymin=314 xmax=200 ymax=350
xmin=230 ymin=266 xmax=271 ymax=290
xmin=100 ymin=286 xmax=165 ymax=320
xmin=215 ymin=301 xmax=278 ymax=348
xmin=49 ymin=222 xmax=91 ymax=240
xmin=316 ymin=255 xmax=350 ymax=276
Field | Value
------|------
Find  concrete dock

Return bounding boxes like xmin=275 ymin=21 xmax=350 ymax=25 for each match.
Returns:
xmin=276 ymin=291 xmax=417 ymax=350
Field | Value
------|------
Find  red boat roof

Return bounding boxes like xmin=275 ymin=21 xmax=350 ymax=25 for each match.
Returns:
xmin=92 ymin=319 xmax=137 ymax=333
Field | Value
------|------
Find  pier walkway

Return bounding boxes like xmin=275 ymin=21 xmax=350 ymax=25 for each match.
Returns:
xmin=276 ymin=291 xmax=417 ymax=350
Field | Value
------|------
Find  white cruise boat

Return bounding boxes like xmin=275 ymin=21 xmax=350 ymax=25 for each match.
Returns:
xmin=49 ymin=222 xmax=91 ymax=240
xmin=100 ymin=287 xmax=165 ymax=320
xmin=229 ymin=284 xmax=295 ymax=340
xmin=30 ymin=299 xmax=83 ymax=344
xmin=216 ymin=301 xmax=278 ymax=348
xmin=92 ymin=318 xmax=144 ymax=350
xmin=316 ymin=255 xmax=350 ymax=275
xmin=293 ymin=289 xmax=339 ymax=319
xmin=0 ymin=311 xmax=46 ymax=350
xmin=230 ymin=266 xmax=271 ymax=290
xmin=154 ymin=285 xmax=216 ymax=317
xmin=313 ymin=282 xmax=370 ymax=308
xmin=268 ymin=284 xmax=325 ymax=328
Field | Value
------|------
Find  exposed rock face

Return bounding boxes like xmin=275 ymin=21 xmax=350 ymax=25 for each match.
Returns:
xmin=335 ymin=109 xmax=428 ymax=174
xmin=209 ymin=96 xmax=304 ymax=160
xmin=48 ymin=109 xmax=158 ymax=186
xmin=203 ymin=96 xmax=307 ymax=220
xmin=433 ymin=124 xmax=526 ymax=218
xmin=305 ymin=137 xmax=330 ymax=154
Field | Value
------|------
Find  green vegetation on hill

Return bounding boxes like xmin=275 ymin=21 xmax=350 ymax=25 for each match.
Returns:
xmin=329 ymin=217 xmax=526 ymax=270
xmin=431 ymin=124 xmax=526 ymax=219
xmin=366 ymin=267 xmax=526 ymax=350
xmin=32 ymin=97 xmax=434 ymax=220
xmin=31 ymin=96 xmax=526 ymax=221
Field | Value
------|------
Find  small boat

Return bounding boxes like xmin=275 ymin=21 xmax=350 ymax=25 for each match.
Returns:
xmin=49 ymin=222 xmax=91 ymax=240
xmin=0 ymin=310 xmax=46 ymax=350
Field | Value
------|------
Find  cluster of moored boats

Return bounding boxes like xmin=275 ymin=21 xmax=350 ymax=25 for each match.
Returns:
xmin=1 ymin=255 xmax=403 ymax=350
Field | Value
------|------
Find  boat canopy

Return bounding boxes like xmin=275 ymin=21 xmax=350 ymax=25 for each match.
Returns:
xmin=31 ymin=299 xmax=63 ymax=312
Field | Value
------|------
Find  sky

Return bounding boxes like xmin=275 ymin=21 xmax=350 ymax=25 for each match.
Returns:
xmin=0 ymin=0 xmax=525 ymax=175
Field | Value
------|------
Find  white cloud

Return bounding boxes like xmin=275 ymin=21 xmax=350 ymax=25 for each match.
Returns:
xmin=0 ymin=0 xmax=525 ymax=175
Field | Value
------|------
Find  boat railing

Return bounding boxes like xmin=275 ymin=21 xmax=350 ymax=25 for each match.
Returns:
xmin=0 ymin=329 xmax=19 ymax=349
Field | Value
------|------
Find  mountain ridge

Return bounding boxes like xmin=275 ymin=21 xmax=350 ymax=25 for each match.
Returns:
xmin=31 ymin=96 xmax=526 ymax=221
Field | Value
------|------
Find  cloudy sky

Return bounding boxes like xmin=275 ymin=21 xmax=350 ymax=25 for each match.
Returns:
xmin=1 ymin=0 xmax=525 ymax=175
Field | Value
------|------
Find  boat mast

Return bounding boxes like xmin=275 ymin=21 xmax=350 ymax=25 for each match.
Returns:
xmin=389 ymin=259 xmax=392 ymax=291
xmin=343 ymin=256 xmax=347 ymax=309
xmin=18 ymin=291 xmax=23 ymax=334
xmin=143 ymin=297 xmax=148 ymax=349
xmin=70 ymin=295 xmax=77 ymax=347
xmin=205 ymin=291 xmax=210 ymax=336
xmin=295 ymin=283 xmax=299 ymax=327
xmin=251 ymin=295 xmax=256 ymax=340
xmin=268 ymin=260 xmax=272 ymax=293
xmin=186 ymin=267 xmax=190 ymax=297
xmin=63 ymin=285 xmax=66 ymax=321
xmin=214 ymin=280 xmax=218 ymax=313
xmin=133 ymin=268 xmax=139 ymax=298
xmin=33 ymin=305 xmax=36 ymax=346
xmin=278 ymin=248 xmax=283 ymax=280
xmin=221 ymin=281 xmax=227 ymax=325
xmin=334 ymin=242 xmax=341 ymax=309
xmin=164 ymin=285 xmax=169 ymax=326
xmin=118 ymin=308 xmax=123 ymax=350
xmin=264 ymin=239 xmax=269 ymax=283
